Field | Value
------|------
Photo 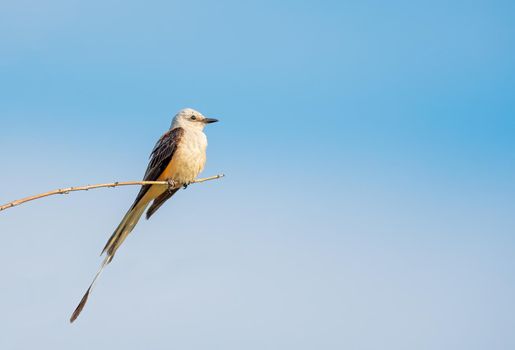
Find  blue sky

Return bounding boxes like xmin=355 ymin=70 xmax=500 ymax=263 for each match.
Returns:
xmin=1 ymin=0 xmax=514 ymax=349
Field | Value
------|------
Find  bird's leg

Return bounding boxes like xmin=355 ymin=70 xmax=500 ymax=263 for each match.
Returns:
xmin=167 ymin=178 xmax=177 ymax=193
xmin=183 ymin=181 xmax=191 ymax=190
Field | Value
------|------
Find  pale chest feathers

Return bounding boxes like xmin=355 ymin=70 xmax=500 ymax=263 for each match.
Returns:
xmin=163 ymin=129 xmax=207 ymax=184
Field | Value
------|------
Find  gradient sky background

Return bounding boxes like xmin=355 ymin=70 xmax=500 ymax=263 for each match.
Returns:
xmin=1 ymin=0 xmax=514 ymax=349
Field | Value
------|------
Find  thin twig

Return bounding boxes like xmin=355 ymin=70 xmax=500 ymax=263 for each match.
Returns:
xmin=0 ymin=174 xmax=225 ymax=212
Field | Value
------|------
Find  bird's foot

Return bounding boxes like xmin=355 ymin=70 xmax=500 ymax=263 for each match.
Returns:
xmin=182 ymin=181 xmax=191 ymax=190
xmin=167 ymin=179 xmax=177 ymax=192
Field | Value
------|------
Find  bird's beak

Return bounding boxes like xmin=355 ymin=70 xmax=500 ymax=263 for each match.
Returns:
xmin=203 ymin=118 xmax=219 ymax=124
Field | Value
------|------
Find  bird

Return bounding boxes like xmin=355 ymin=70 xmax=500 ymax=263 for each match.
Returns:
xmin=70 ymin=108 xmax=218 ymax=323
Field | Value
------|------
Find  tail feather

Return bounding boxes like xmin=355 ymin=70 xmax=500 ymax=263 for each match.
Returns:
xmin=70 ymin=255 xmax=109 ymax=323
xmin=71 ymin=200 xmax=149 ymax=323
xmin=146 ymin=188 xmax=179 ymax=220
xmin=101 ymin=203 xmax=147 ymax=259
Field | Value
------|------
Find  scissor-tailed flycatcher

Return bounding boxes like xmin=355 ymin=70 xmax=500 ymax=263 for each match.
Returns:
xmin=70 ymin=108 xmax=218 ymax=323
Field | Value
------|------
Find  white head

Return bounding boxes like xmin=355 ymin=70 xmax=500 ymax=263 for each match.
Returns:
xmin=171 ymin=108 xmax=218 ymax=130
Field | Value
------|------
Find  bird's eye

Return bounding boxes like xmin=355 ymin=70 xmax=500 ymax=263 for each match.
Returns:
xmin=191 ymin=115 xmax=197 ymax=120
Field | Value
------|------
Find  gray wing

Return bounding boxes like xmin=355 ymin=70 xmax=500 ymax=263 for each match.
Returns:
xmin=129 ymin=127 xmax=185 ymax=210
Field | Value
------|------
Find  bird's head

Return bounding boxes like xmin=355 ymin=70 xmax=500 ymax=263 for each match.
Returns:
xmin=171 ymin=108 xmax=218 ymax=130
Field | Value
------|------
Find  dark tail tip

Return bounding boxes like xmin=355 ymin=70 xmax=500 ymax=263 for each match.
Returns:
xmin=70 ymin=287 xmax=91 ymax=323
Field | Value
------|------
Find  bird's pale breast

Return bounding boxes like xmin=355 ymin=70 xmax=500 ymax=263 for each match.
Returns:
xmin=159 ymin=129 xmax=207 ymax=184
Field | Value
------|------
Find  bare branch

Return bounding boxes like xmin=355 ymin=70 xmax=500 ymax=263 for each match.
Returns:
xmin=0 ymin=174 xmax=225 ymax=212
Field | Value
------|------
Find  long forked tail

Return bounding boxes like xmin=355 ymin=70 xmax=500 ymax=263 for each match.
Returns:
xmin=70 ymin=202 xmax=148 ymax=323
